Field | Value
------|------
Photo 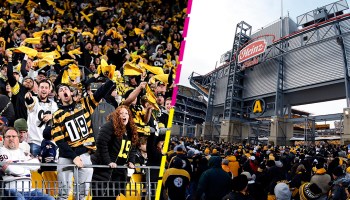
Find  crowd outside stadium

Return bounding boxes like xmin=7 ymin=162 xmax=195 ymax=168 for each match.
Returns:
xmin=1 ymin=0 xmax=350 ymax=200
xmin=161 ymin=136 xmax=350 ymax=200
xmin=0 ymin=0 xmax=187 ymax=199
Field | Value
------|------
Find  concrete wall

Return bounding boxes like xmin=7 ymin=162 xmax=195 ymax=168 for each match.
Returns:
xmin=342 ymin=108 xmax=350 ymax=145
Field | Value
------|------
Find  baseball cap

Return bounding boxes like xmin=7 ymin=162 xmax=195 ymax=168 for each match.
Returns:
xmin=14 ymin=118 xmax=28 ymax=131
xmin=38 ymin=70 xmax=46 ymax=76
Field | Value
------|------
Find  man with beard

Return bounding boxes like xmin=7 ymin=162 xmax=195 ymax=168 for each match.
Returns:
xmin=25 ymin=80 xmax=58 ymax=157
xmin=0 ymin=127 xmax=55 ymax=199
xmin=5 ymin=50 xmax=34 ymax=120
xmin=51 ymin=78 xmax=115 ymax=200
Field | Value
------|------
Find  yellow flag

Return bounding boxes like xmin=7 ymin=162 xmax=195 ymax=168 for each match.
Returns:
xmin=80 ymin=11 xmax=94 ymax=22
xmin=96 ymin=7 xmax=109 ymax=12
xmin=112 ymin=31 xmax=123 ymax=41
xmin=82 ymin=32 xmax=94 ymax=39
xmin=145 ymin=84 xmax=159 ymax=111
xmin=26 ymin=1 xmax=38 ymax=8
xmin=33 ymin=29 xmax=53 ymax=38
xmin=123 ymin=62 xmax=143 ymax=76
xmin=134 ymin=28 xmax=144 ymax=36
xmin=59 ymin=59 xmax=75 ymax=66
xmin=8 ymin=19 xmax=22 ymax=24
xmin=46 ymin=0 xmax=56 ymax=7
xmin=66 ymin=27 xmax=80 ymax=34
xmin=61 ymin=70 xmax=70 ymax=84
xmin=105 ymin=28 xmax=114 ymax=36
xmin=117 ymin=23 xmax=125 ymax=31
xmin=55 ymin=7 xmax=65 ymax=15
xmin=55 ymin=25 xmax=63 ymax=33
xmin=97 ymin=59 xmax=116 ymax=79
xmin=130 ymin=54 xmax=141 ymax=63
xmin=67 ymin=64 xmax=81 ymax=82
xmin=93 ymin=27 xmax=99 ymax=36
xmin=10 ymin=13 xmax=21 ymax=19
xmin=153 ymin=74 xmax=169 ymax=84
xmin=151 ymin=25 xmax=163 ymax=32
xmin=24 ymin=37 xmax=41 ymax=44
xmin=37 ymin=50 xmax=61 ymax=59
xmin=33 ymin=56 xmax=55 ymax=69
xmin=139 ymin=63 xmax=164 ymax=75
xmin=6 ymin=0 xmax=24 ymax=4
xmin=68 ymin=48 xmax=82 ymax=56
xmin=13 ymin=46 xmax=38 ymax=58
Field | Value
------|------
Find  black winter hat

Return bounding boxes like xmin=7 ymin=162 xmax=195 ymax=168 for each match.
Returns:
xmin=332 ymin=166 xmax=344 ymax=177
xmin=232 ymin=174 xmax=248 ymax=192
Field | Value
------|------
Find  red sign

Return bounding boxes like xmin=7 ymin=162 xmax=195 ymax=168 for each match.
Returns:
xmin=238 ymin=39 xmax=267 ymax=63
xmin=241 ymin=57 xmax=259 ymax=70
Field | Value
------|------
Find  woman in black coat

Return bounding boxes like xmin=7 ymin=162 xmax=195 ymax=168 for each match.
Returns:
xmin=91 ymin=105 xmax=138 ymax=199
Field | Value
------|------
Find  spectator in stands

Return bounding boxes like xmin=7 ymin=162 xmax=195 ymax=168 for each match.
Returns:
xmin=13 ymin=118 xmax=30 ymax=156
xmin=25 ymin=79 xmax=58 ymax=157
xmin=52 ymin=79 xmax=115 ymax=200
xmin=91 ymin=105 xmax=138 ymax=199
xmin=0 ymin=94 xmax=15 ymax=127
xmin=0 ymin=127 xmax=54 ymax=200
xmin=39 ymin=126 xmax=57 ymax=173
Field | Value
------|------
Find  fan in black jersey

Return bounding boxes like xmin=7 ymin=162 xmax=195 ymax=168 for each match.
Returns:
xmin=91 ymin=105 xmax=138 ymax=199
xmin=51 ymin=78 xmax=115 ymax=200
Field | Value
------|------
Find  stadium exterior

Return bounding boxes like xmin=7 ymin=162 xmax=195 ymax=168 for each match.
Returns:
xmin=189 ymin=0 xmax=350 ymax=145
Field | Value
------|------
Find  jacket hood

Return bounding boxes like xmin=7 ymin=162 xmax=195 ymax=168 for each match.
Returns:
xmin=208 ymin=156 xmax=222 ymax=168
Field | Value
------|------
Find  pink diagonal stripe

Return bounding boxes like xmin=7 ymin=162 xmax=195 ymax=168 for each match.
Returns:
xmin=183 ymin=17 xmax=189 ymax=38
xmin=179 ymin=40 xmax=186 ymax=62
xmin=175 ymin=64 xmax=182 ymax=84
xmin=187 ymin=0 xmax=193 ymax=14
xmin=171 ymin=85 xmax=178 ymax=106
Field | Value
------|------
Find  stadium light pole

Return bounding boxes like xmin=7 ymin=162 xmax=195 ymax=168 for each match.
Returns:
xmin=183 ymin=111 xmax=188 ymax=136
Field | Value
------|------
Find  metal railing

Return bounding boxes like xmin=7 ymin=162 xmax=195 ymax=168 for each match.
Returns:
xmin=0 ymin=162 xmax=160 ymax=199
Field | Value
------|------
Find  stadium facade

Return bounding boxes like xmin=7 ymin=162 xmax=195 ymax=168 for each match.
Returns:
xmin=172 ymin=85 xmax=207 ymax=137
xmin=189 ymin=0 xmax=350 ymax=145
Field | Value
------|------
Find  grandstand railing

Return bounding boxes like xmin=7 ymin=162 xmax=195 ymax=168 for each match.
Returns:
xmin=0 ymin=162 xmax=160 ymax=199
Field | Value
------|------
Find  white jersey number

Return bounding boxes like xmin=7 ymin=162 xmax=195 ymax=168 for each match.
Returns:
xmin=65 ymin=115 xmax=89 ymax=142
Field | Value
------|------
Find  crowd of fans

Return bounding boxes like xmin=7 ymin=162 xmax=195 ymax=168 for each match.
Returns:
xmin=162 ymin=136 xmax=350 ymax=200
xmin=0 ymin=0 xmax=187 ymax=199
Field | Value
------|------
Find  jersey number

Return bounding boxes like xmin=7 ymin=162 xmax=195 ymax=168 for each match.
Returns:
xmin=65 ymin=115 xmax=89 ymax=142
xmin=118 ymin=139 xmax=131 ymax=159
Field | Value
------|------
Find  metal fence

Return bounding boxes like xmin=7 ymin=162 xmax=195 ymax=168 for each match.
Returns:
xmin=0 ymin=162 xmax=160 ymax=199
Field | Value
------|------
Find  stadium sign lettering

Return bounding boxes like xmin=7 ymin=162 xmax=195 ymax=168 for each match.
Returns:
xmin=252 ymin=99 xmax=265 ymax=116
xmin=241 ymin=57 xmax=259 ymax=70
xmin=238 ymin=39 xmax=267 ymax=63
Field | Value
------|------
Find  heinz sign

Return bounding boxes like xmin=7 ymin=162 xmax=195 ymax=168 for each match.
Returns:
xmin=238 ymin=39 xmax=267 ymax=63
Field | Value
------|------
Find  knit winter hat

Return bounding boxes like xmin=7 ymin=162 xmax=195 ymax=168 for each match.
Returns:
xmin=172 ymin=157 xmax=184 ymax=169
xmin=274 ymin=182 xmax=291 ymax=200
xmin=232 ymin=174 xmax=248 ymax=192
xmin=43 ymin=126 xmax=52 ymax=140
xmin=14 ymin=118 xmax=28 ymax=131
xmin=332 ymin=166 xmax=344 ymax=177
xmin=299 ymin=182 xmax=322 ymax=200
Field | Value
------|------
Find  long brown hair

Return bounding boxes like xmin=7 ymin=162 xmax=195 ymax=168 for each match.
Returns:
xmin=107 ymin=105 xmax=138 ymax=145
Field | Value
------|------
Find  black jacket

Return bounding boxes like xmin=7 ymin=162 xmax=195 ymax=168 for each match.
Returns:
xmin=196 ymin=156 xmax=232 ymax=200
xmin=91 ymin=120 xmax=136 ymax=181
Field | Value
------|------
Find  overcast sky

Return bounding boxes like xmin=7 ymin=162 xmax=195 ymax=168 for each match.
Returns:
xmin=179 ymin=0 xmax=348 ymax=117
